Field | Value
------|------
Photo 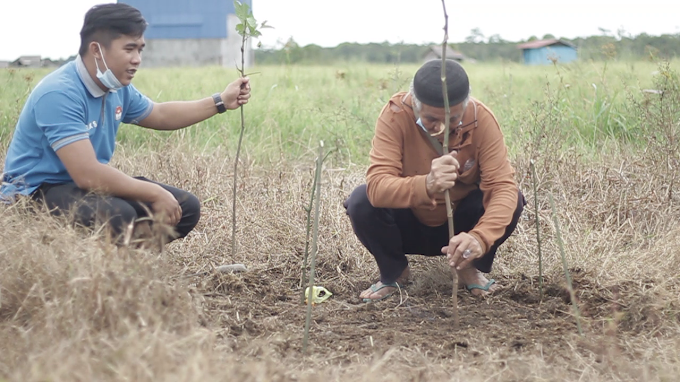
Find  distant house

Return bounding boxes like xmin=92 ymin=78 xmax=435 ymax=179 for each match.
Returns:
xmin=423 ymin=45 xmax=475 ymax=63
xmin=41 ymin=58 xmax=61 ymax=68
xmin=0 ymin=61 xmax=9 ymax=68
xmin=11 ymin=55 xmax=42 ymax=68
xmin=517 ymin=39 xmax=577 ymax=65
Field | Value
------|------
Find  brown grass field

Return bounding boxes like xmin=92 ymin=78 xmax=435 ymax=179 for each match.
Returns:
xmin=1 ymin=60 xmax=680 ymax=381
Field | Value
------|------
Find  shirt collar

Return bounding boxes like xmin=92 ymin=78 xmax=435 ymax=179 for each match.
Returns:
xmin=75 ymin=55 xmax=109 ymax=98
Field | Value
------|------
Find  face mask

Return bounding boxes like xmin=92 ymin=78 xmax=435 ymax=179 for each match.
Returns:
xmin=415 ymin=117 xmax=426 ymax=130
xmin=416 ymin=118 xmax=463 ymax=137
xmin=94 ymin=43 xmax=124 ymax=90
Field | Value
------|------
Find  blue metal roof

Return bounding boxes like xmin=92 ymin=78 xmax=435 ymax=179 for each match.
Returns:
xmin=123 ymin=0 xmax=253 ymax=39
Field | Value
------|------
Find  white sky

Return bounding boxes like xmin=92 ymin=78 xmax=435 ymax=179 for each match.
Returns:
xmin=0 ymin=0 xmax=679 ymax=61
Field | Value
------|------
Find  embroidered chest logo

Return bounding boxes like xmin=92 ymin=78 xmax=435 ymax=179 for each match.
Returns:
xmin=115 ymin=106 xmax=123 ymax=121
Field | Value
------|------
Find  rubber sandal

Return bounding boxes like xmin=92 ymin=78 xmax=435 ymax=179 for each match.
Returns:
xmin=465 ymin=279 xmax=496 ymax=293
xmin=362 ymin=281 xmax=403 ymax=303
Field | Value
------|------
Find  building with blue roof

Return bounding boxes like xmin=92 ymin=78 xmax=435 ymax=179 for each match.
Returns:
xmin=517 ymin=39 xmax=577 ymax=65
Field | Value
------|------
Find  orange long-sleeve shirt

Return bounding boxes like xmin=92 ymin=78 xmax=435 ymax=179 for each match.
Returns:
xmin=366 ymin=92 xmax=518 ymax=255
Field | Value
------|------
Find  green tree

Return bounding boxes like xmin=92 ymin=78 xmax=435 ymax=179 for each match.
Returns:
xmin=465 ymin=28 xmax=485 ymax=43
xmin=488 ymin=34 xmax=504 ymax=44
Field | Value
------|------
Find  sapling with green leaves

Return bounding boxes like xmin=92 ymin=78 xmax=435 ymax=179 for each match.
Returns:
xmin=231 ymin=1 xmax=271 ymax=258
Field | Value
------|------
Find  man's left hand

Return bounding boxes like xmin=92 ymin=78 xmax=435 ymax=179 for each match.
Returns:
xmin=442 ymin=232 xmax=483 ymax=270
xmin=221 ymin=77 xmax=251 ymax=110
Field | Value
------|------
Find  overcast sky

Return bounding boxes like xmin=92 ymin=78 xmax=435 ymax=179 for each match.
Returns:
xmin=1 ymin=0 xmax=678 ymax=61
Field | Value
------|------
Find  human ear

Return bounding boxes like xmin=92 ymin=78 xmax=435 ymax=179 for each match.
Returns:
xmin=89 ymin=42 xmax=103 ymax=59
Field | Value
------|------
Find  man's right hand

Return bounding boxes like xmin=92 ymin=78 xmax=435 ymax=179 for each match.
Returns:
xmin=426 ymin=151 xmax=460 ymax=197
xmin=150 ymin=188 xmax=182 ymax=226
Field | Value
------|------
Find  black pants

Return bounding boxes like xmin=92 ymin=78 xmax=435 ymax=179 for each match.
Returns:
xmin=344 ymin=184 xmax=524 ymax=284
xmin=32 ymin=177 xmax=200 ymax=241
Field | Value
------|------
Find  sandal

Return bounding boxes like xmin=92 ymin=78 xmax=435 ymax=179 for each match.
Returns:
xmin=362 ymin=281 xmax=403 ymax=303
xmin=465 ymin=279 xmax=496 ymax=293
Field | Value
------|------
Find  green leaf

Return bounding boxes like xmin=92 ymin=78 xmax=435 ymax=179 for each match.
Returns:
xmin=260 ymin=20 xmax=274 ymax=29
xmin=234 ymin=0 xmax=249 ymax=21
xmin=246 ymin=16 xmax=257 ymax=29
xmin=235 ymin=23 xmax=245 ymax=35
xmin=250 ymin=29 xmax=262 ymax=38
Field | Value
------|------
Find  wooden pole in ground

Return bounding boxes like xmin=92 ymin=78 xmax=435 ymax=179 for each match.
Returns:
xmin=549 ymin=193 xmax=584 ymax=336
xmin=302 ymin=141 xmax=324 ymax=354
xmin=300 ymin=166 xmax=319 ymax=303
xmin=530 ymin=160 xmax=544 ymax=300
xmin=440 ymin=0 xmax=459 ymax=329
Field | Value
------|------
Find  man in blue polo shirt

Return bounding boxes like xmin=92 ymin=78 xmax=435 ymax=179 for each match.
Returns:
xmin=1 ymin=3 xmax=251 ymax=242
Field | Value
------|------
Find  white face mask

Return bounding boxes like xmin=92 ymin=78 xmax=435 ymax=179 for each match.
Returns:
xmin=416 ymin=118 xmax=461 ymax=137
xmin=94 ymin=43 xmax=124 ymax=90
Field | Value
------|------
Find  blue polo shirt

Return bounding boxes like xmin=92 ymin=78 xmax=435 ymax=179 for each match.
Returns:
xmin=1 ymin=56 xmax=153 ymax=201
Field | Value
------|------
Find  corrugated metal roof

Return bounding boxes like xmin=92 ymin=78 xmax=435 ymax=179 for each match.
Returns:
xmin=517 ymin=39 xmax=576 ymax=50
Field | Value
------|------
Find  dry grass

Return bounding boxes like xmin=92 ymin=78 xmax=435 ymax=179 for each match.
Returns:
xmin=1 ymin=133 xmax=680 ymax=381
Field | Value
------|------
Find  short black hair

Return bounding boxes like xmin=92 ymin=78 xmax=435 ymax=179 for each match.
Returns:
xmin=79 ymin=3 xmax=147 ymax=56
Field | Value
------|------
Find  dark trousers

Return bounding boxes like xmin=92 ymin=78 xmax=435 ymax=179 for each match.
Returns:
xmin=32 ymin=177 xmax=200 ymax=242
xmin=344 ymin=184 xmax=524 ymax=284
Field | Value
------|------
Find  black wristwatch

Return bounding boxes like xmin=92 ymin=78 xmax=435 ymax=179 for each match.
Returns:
xmin=212 ymin=93 xmax=226 ymax=114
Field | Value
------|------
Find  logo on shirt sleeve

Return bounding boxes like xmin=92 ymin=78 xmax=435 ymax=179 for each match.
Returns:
xmin=115 ymin=106 xmax=123 ymax=121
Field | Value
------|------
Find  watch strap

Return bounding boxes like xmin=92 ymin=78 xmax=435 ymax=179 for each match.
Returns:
xmin=212 ymin=93 xmax=226 ymax=114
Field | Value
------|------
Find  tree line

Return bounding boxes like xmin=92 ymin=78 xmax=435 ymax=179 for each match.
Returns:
xmin=254 ymin=32 xmax=680 ymax=64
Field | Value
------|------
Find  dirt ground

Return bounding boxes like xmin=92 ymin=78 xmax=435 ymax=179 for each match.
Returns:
xmin=189 ymin=257 xmax=672 ymax=381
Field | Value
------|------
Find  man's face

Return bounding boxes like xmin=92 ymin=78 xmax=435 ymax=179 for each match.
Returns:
xmin=418 ymin=101 xmax=467 ymax=136
xmin=95 ymin=35 xmax=145 ymax=86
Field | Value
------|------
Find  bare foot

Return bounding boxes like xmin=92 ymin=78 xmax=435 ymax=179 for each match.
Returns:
xmin=456 ymin=267 xmax=498 ymax=297
xmin=360 ymin=266 xmax=410 ymax=301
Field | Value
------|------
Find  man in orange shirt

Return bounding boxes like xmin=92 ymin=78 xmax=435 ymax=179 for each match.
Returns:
xmin=344 ymin=60 xmax=525 ymax=302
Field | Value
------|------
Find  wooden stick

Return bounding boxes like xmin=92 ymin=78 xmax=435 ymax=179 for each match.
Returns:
xmin=303 ymin=141 xmax=324 ymax=354
xmin=299 ymin=166 xmax=318 ymax=303
xmin=549 ymin=193 xmax=584 ymax=336
xmin=440 ymin=0 xmax=459 ymax=330
xmin=530 ymin=160 xmax=544 ymax=300
xmin=301 ymin=149 xmax=335 ymax=302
